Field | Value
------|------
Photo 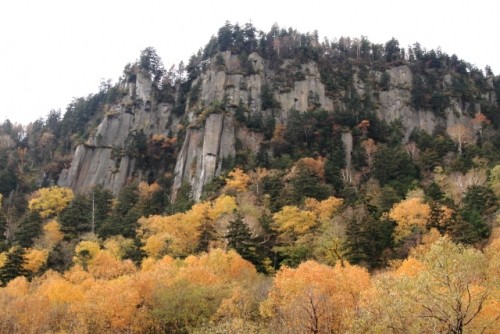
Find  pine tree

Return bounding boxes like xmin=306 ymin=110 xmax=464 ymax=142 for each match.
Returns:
xmin=0 ymin=247 xmax=29 ymax=286
xmin=98 ymin=183 xmax=140 ymax=238
xmin=59 ymin=194 xmax=91 ymax=239
xmin=14 ymin=211 xmax=43 ymax=248
xmin=226 ymin=214 xmax=259 ymax=266
xmin=196 ymin=216 xmax=216 ymax=254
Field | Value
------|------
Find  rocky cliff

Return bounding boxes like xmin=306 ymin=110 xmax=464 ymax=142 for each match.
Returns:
xmin=58 ymin=40 xmax=497 ymax=201
xmin=58 ymin=71 xmax=181 ymax=195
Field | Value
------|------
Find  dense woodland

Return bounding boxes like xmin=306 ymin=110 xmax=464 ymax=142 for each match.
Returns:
xmin=0 ymin=22 xmax=499 ymax=333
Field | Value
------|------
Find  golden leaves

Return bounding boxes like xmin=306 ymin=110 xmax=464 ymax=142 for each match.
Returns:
xmin=28 ymin=186 xmax=74 ymax=219
xmin=389 ymin=197 xmax=431 ymax=241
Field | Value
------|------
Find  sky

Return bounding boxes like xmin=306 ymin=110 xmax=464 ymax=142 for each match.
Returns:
xmin=0 ymin=0 xmax=498 ymax=125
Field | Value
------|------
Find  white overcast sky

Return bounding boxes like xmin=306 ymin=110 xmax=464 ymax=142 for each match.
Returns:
xmin=0 ymin=0 xmax=498 ymax=125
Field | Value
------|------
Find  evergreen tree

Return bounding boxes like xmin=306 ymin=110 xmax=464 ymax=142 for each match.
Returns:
xmin=59 ymin=194 xmax=91 ymax=239
xmin=291 ymin=166 xmax=330 ymax=203
xmin=0 ymin=210 xmax=7 ymax=243
xmin=0 ymin=247 xmax=29 ymax=286
xmin=226 ymin=214 xmax=260 ymax=266
xmin=122 ymin=237 xmax=146 ymax=266
xmin=344 ymin=204 xmax=394 ymax=268
xmin=98 ymin=183 xmax=140 ymax=238
xmin=196 ymin=214 xmax=216 ymax=254
xmin=14 ymin=211 xmax=43 ymax=248
xmin=92 ymin=185 xmax=113 ymax=231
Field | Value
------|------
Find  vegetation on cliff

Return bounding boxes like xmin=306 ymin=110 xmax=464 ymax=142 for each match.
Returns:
xmin=0 ymin=22 xmax=499 ymax=332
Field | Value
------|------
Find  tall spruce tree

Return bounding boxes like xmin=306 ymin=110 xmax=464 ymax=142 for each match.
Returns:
xmin=226 ymin=214 xmax=259 ymax=266
xmin=0 ymin=247 xmax=29 ymax=286
xmin=59 ymin=194 xmax=91 ymax=239
xmin=14 ymin=211 xmax=43 ymax=248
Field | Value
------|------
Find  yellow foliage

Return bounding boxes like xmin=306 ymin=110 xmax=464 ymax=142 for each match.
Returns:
xmin=296 ymin=157 xmax=326 ymax=179
xmin=88 ymin=250 xmax=136 ymax=279
xmin=179 ymin=249 xmax=258 ymax=286
xmin=304 ymin=196 xmax=343 ymax=223
xmin=138 ymin=181 xmax=161 ymax=201
xmin=4 ymin=276 xmax=29 ymax=298
xmin=41 ymin=220 xmax=64 ymax=248
xmin=138 ymin=195 xmax=237 ymax=258
xmin=225 ymin=168 xmax=251 ymax=192
xmin=23 ymin=248 xmax=48 ymax=273
xmin=103 ymin=236 xmax=134 ymax=259
xmin=76 ymin=276 xmax=142 ymax=331
xmin=273 ymin=206 xmax=317 ymax=234
xmin=393 ymin=257 xmax=425 ymax=277
xmin=28 ymin=186 xmax=74 ymax=218
xmin=63 ymin=265 xmax=93 ymax=286
xmin=37 ymin=271 xmax=84 ymax=304
xmin=261 ymin=260 xmax=370 ymax=333
xmin=139 ymin=213 xmax=199 ymax=258
xmin=0 ymin=252 xmax=6 ymax=268
xmin=73 ymin=240 xmax=100 ymax=266
xmin=389 ymin=197 xmax=431 ymax=241
xmin=208 ymin=194 xmax=237 ymax=221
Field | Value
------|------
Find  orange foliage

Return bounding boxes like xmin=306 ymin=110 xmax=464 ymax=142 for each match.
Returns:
xmin=88 ymin=250 xmax=136 ymax=279
xmin=261 ymin=260 xmax=370 ymax=333
xmin=304 ymin=196 xmax=343 ymax=223
xmin=40 ymin=220 xmax=64 ymax=248
xmin=23 ymin=248 xmax=48 ymax=273
xmin=389 ymin=197 xmax=431 ymax=241
xmin=225 ymin=168 xmax=251 ymax=192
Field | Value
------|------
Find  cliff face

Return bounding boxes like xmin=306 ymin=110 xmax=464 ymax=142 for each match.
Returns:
xmin=58 ymin=71 xmax=181 ymax=195
xmin=59 ymin=49 xmax=494 ymax=200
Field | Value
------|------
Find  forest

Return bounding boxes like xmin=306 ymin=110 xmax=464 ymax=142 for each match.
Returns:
xmin=0 ymin=22 xmax=498 ymax=333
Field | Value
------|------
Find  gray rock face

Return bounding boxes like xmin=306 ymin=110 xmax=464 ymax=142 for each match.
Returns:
xmin=60 ymin=52 xmax=481 ymax=200
xmin=58 ymin=71 xmax=179 ymax=195
xmin=172 ymin=113 xmax=235 ymax=201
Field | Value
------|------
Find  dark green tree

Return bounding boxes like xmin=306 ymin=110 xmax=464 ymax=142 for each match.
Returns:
xmin=195 ymin=210 xmax=216 ymax=254
xmin=384 ymin=38 xmax=401 ymax=62
xmin=344 ymin=204 xmax=394 ymax=269
xmin=98 ymin=183 xmax=140 ymax=238
xmin=462 ymin=185 xmax=497 ymax=214
xmin=373 ymin=145 xmax=420 ymax=195
xmin=92 ymin=185 xmax=114 ymax=232
xmin=291 ymin=165 xmax=330 ymax=204
xmin=14 ymin=211 xmax=43 ymax=248
xmin=0 ymin=247 xmax=29 ymax=286
xmin=139 ymin=47 xmax=165 ymax=85
xmin=217 ymin=21 xmax=233 ymax=52
xmin=226 ymin=214 xmax=260 ymax=267
xmin=59 ymin=194 xmax=91 ymax=239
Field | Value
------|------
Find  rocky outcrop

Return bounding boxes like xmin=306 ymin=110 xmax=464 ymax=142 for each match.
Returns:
xmin=172 ymin=113 xmax=235 ymax=201
xmin=58 ymin=71 xmax=179 ymax=194
xmin=60 ymin=50 xmax=484 ymax=200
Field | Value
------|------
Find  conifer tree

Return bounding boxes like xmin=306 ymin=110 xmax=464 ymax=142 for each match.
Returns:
xmin=226 ymin=214 xmax=259 ymax=266
xmin=0 ymin=247 xmax=29 ymax=286
xmin=14 ymin=211 xmax=43 ymax=248
xmin=59 ymin=194 xmax=91 ymax=239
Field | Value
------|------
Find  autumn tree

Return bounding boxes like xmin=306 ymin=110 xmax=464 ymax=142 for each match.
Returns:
xmin=448 ymin=124 xmax=474 ymax=155
xmin=389 ymin=197 xmax=431 ymax=242
xmin=272 ymin=205 xmax=317 ymax=266
xmin=28 ymin=186 xmax=74 ymax=219
xmin=261 ymin=260 xmax=371 ymax=333
xmin=354 ymin=237 xmax=494 ymax=334
xmin=225 ymin=168 xmax=251 ymax=193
